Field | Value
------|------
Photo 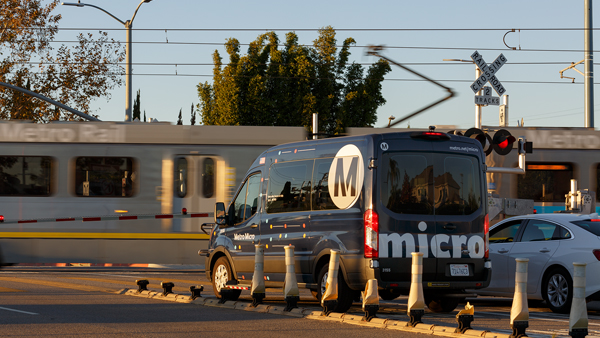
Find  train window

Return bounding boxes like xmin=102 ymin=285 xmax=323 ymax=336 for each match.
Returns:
xmin=202 ymin=158 xmax=215 ymax=198
xmin=0 ymin=156 xmax=52 ymax=196
xmin=75 ymin=157 xmax=135 ymax=197
xmin=266 ymin=160 xmax=312 ymax=214
xmin=517 ymin=163 xmax=573 ymax=202
xmin=175 ymin=157 xmax=187 ymax=198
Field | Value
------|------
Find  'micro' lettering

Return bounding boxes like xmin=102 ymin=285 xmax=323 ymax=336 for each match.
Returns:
xmin=333 ymin=156 xmax=358 ymax=197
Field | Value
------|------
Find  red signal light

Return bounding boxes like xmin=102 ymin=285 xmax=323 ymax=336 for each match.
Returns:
xmin=182 ymin=208 xmax=187 ymax=215
xmin=492 ymin=129 xmax=516 ymax=155
xmin=0 ymin=215 xmax=3 ymax=222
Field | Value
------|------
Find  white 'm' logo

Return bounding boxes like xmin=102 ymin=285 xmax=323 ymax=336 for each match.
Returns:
xmin=328 ymin=144 xmax=364 ymax=209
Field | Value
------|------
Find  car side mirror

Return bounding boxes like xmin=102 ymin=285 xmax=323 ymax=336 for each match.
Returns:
xmin=215 ymin=202 xmax=227 ymax=226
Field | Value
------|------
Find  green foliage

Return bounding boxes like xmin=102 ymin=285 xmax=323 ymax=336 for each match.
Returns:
xmin=197 ymin=26 xmax=391 ymax=134
xmin=0 ymin=0 xmax=125 ymax=122
xmin=133 ymin=89 xmax=141 ymax=121
xmin=190 ymin=103 xmax=196 ymax=125
xmin=177 ymin=108 xmax=183 ymax=125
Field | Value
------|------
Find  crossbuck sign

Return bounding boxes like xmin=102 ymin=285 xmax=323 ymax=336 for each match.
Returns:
xmin=470 ymin=51 xmax=507 ymax=96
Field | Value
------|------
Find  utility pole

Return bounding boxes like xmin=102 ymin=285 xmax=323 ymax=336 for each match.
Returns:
xmin=585 ymin=0 xmax=594 ymax=128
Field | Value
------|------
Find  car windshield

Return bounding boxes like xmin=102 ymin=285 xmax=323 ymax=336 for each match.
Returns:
xmin=571 ymin=220 xmax=600 ymax=236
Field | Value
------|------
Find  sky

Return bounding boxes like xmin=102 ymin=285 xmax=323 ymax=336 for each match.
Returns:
xmin=49 ymin=0 xmax=600 ymax=130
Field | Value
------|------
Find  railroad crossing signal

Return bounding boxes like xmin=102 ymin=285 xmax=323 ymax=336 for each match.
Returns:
xmin=470 ymin=51 xmax=508 ymax=96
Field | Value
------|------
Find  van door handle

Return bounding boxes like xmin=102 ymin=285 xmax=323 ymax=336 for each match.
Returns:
xmin=539 ymin=248 xmax=550 ymax=253
xmin=250 ymin=223 xmax=258 ymax=229
xmin=443 ymin=224 xmax=456 ymax=230
xmin=498 ymin=249 xmax=509 ymax=254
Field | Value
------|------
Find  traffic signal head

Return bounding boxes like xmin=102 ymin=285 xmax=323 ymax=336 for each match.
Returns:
xmin=492 ymin=129 xmax=516 ymax=155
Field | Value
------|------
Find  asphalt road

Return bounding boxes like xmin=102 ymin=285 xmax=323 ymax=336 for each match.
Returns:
xmin=1 ymin=266 xmax=599 ymax=337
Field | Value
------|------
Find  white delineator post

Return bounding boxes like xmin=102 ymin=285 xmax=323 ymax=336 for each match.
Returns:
xmin=283 ymin=245 xmax=300 ymax=311
xmin=510 ymin=258 xmax=529 ymax=337
xmin=569 ymin=262 xmax=588 ymax=338
xmin=251 ymin=244 xmax=266 ymax=306
xmin=321 ymin=249 xmax=340 ymax=315
xmin=362 ymin=279 xmax=379 ymax=321
xmin=407 ymin=252 xmax=425 ymax=326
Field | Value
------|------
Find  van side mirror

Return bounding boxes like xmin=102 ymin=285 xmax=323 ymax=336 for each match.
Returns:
xmin=215 ymin=202 xmax=227 ymax=226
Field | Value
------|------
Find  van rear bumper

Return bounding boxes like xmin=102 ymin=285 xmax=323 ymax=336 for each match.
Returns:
xmin=374 ymin=266 xmax=491 ymax=293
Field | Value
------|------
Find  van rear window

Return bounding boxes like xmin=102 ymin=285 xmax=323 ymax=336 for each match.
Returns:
xmin=381 ymin=152 xmax=481 ymax=215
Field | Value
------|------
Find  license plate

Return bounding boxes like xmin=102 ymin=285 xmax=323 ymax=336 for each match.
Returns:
xmin=450 ymin=264 xmax=469 ymax=276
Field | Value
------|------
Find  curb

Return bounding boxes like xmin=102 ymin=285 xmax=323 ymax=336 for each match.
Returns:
xmin=119 ymin=289 xmax=600 ymax=337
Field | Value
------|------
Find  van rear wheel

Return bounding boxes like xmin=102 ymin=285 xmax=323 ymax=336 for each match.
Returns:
xmin=316 ymin=263 xmax=354 ymax=313
xmin=425 ymin=294 xmax=460 ymax=313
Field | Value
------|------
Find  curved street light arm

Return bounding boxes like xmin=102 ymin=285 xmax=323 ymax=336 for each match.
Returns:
xmin=130 ymin=0 xmax=151 ymax=26
xmin=61 ymin=2 xmax=126 ymax=26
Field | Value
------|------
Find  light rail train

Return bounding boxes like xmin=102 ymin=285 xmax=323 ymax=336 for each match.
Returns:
xmin=0 ymin=121 xmax=305 ymax=264
xmin=0 ymin=123 xmax=595 ymax=265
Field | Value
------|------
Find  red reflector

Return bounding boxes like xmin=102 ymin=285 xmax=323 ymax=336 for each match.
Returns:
xmin=476 ymin=282 xmax=483 ymax=287
xmin=191 ymin=213 xmax=209 ymax=218
xmin=594 ymin=250 xmax=600 ymax=261
xmin=18 ymin=220 xmax=37 ymax=224
xmin=83 ymin=217 xmax=102 ymax=222
xmin=389 ymin=283 xmax=399 ymax=287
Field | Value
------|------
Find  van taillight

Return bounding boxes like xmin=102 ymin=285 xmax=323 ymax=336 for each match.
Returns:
xmin=484 ymin=214 xmax=489 ymax=259
xmin=364 ymin=210 xmax=379 ymax=258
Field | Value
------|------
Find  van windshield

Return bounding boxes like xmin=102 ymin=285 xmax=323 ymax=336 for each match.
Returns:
xmin=381 ymin=152 xmax=481 ymax=215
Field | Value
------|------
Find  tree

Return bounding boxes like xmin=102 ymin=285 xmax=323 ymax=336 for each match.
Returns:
xmin=133 ymin=90 xmax=141 ymax=121
xmin=197 ymin=26 xmax=391 ymax=134
xmin=0 ymin=0 xmax=125 ymax=122
xmin=177 ymin=108 xmax=183 ymax=125
xmin=190 ymin=103 xmax=196 ymax=125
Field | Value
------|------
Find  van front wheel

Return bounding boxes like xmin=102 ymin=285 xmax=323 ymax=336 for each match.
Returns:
xmin=316 ymin=263 xmax=354 ymax=313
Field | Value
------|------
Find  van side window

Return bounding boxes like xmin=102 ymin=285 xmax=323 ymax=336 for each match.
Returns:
xmin=312 ymin=159 xmax=339 ymax=210
xmin=266 ymin=161 xmax=311 ymax=213
xmin=0 ymin=156 xmax=53 ymax=196
xmin=174 ymin=157 xmax=187 ymax=198
xmin=231 ymin=173 xmax=261 ymax=224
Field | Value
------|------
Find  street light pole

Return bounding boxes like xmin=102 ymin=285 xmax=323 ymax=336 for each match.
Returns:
xmin=61 ymin=0 xmax=152 ymax=122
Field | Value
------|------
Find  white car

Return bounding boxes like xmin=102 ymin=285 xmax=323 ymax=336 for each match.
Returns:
xmin=478 ymin=213 xmax=600 ymax=313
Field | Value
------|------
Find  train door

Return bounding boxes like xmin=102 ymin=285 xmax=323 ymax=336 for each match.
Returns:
xmin=172 ymin=155 xmax=221 ymax=232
